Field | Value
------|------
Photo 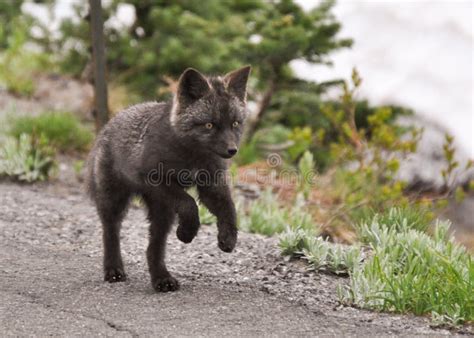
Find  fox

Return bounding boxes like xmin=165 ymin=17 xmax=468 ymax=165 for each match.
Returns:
xmin=86 ymin=66 xmax=251 ymax=292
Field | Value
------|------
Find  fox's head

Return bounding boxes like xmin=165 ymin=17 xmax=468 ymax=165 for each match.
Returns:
xmin=171 ymin=66 xmax=251 ymax=159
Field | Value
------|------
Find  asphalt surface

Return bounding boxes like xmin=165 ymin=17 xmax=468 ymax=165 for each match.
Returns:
xmin=0 ymin=182 xmax=464 ymax=336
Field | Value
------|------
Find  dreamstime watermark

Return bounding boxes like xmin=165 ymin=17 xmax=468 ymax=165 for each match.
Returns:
xmin=267 ymin=153 xmax=282 ymax=167
xmin=145 ymin=153 xmax=318 ymax=187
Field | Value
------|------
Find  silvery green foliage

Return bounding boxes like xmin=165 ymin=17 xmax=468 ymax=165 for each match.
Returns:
xmin=279 ymin=226 xmax=364 ymax=274
xmin=239 ymin=188 xmax=315 ymax=236
xmin=356 ymin=207 xmax=429 ymax=242
xmin=0 ymin=134 xmax=54 ymax=182
xmin=303 ymin=237 xmax=330 ymax=270
xmin=328 ymin=244 xmax=364 ymax=275
xmin=339 ymin=212 xmax=472 ymax=325
xmin=284 ymin=207 xmax=472 ymax=325
xmin=278 ymin=227 xmax=315 ymax=257
xmin=431 ymin=304 xmax=465 ymax=328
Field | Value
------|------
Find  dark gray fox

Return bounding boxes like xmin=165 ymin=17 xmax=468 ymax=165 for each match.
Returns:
xmin=86 ymin=66 xmax=251 ymax=292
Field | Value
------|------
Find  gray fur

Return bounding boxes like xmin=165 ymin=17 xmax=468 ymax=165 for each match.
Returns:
xmin=86 ymin=66 xmax=251 ymax=292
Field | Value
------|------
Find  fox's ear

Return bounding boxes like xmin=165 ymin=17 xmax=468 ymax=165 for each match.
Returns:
xmin=224 ymin=65 xmax=251 ymax=102
xmin=177 ymin=68 xmax=211 ymax=104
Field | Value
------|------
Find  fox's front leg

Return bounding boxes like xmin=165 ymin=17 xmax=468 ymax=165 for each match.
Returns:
xmin=197 ymin=183 xmax=237 ymax=252
xmin=174 ymin=189 xmax=201 ymax=244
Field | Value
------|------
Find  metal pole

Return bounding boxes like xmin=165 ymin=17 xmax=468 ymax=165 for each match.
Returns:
xmin=89 ymin=0 xmax=109 ymax=132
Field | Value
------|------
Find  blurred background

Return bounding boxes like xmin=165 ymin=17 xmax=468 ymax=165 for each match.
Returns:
xmin=294 ymin=0 xmax=473 ymax=158
xmin=0 ymin=0 xmax=473 ymax=248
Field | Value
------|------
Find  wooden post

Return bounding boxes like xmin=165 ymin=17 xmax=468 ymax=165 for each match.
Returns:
xmin=89 ymin=0 xmax=109 ymax=132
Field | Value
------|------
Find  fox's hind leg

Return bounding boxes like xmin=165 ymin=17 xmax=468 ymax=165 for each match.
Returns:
xmin=95 ymin=181 xmax=131 ymax=283
xmin=143 ymin=193 xmax=179 ymax=292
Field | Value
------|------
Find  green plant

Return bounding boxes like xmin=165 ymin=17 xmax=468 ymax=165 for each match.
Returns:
xmin=441 ymin=134 xmax=458 ymax=190
xmin=0 ymin=17 xmax=52 ymax=96
xmin=327 ymin=244 xmax=364 ymax=275
xmin=236 ymin=125 xmax=314 ymax=165
xmin=72 ymin=159 xmax=85 ymax=182
xmin=315 ymin=69 xmax=430 ymax=230
xmin=302 ymin=236 xmax=330 ymax=270
xmin=279 ymin=226 xmax=364 ymax=275
xmin=279 ymin=226 xmax=316 ymax=256
xmin=297 ymin=150 xmax=316 ymax=200
xmin=0 ymin=1 xmax=24 ymax=49
xmin=7 ymin=112 xmax=93 ymax=153
xmin=235 ymin=136 xmax=261 ymax=165
xmin=287 ymin=127 xmax=313 ymax=162
xmin=131 ymin=195 xmax=144 ymax=208
xmin=238 ymin=188 xmax=315 ymax=236
xmin=338 ymin=211 xmax=474 ymax=326
xmin=0 ymin=134 xmax=55 ymax=182
xmin=198 ymin=202 xmax=216 ymax=225
xmin=441 ymin=133 xmax=474 ymax=203
xmin=355 ymin=207 xmax=430 ymax=242
xmin=281 ymin=207 xmax=473 ymax=325
xmin=73 ymin=160 xmax=84 ymax=176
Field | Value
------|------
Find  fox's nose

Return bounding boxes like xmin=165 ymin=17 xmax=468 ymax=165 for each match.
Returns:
xmin=227 ymin=148 xmax=238 ymax=156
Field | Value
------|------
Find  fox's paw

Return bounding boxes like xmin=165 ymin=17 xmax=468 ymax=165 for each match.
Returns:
xmin=153 ymin=276 xmax=180 ymax=292
xmin=218 ymin=227 xmax=237 ymax=253
xmin=104 ymin=267 xmax=127 ymax=283
xmin=176 ymin=224 xmax=199 ymax=244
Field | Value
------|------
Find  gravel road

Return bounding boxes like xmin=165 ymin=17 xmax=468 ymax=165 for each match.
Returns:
xmin=0 ymin=181 xmax=465 ymax=336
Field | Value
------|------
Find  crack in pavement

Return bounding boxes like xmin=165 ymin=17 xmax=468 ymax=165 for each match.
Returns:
xmin=2 ymin=288 xmax=138 ymax=337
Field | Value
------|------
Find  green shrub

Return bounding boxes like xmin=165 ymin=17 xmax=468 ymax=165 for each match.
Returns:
xmin=0 ymin=134 xmax=55 ymax=182
xmin=314 ymin=69 xmax=437 ymax=229
xmin=237 ymin=125 xmax=315 ymax=166
xmin=338 ymin=212 xmax=473 ymax=326
xmin=7 ymin=112 xmax=93 ymax=153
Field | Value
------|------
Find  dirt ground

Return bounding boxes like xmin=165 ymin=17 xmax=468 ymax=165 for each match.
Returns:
xmin=1 ymin=177 xmax=472 ymax=336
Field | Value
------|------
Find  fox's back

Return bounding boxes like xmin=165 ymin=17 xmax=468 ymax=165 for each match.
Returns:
xmin=86 ymin=101 xmax=171 ymax=194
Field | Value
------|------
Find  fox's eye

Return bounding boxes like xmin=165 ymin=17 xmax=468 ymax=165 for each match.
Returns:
xmin=232 ymin=121 xmax=239 ymax=127
xmin=205 ymin=123 xmax=213 ymax=129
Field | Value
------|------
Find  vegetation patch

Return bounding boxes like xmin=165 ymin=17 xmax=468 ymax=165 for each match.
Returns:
xmin=238 ymin=189 xmax=315 ymax=236
xmin=279 ymin=226 xmax=363 ymax=275
xmin=0 ymin=134 xmax=55 ymax=182
xmin=280 ymin=208 xmax=474 ymax=326
xmin=0 ymin=17 xmax=53 ymax=97
xmin=7 ymin=112 xmax=93 ymax=153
